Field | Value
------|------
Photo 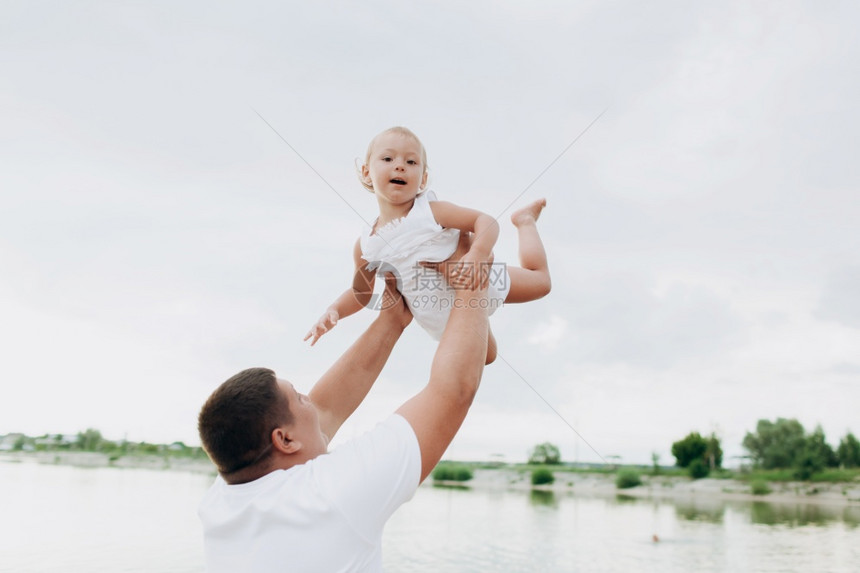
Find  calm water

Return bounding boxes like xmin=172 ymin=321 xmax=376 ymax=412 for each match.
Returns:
xmin=1 ymin=461 xmax=858 ymax=572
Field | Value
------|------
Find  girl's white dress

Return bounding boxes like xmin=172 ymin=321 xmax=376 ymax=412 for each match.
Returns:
xmin=360 ymin=191 xmax=510 ymax=340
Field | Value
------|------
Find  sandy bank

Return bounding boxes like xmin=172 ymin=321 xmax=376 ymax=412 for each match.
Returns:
xmin=435 ymin=468 xmax=860 ymax=507
xmin=0 ymin=451 xmax=216 ymax=475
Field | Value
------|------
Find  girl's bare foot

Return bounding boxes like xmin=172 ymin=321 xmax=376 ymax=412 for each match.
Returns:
xmin=511 ymin=199 xmax=547 ymax=227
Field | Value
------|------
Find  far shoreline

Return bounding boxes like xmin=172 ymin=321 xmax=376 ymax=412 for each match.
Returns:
xmin=4 ymin=451 xmax=859 ymax=508
xmin=0 ymin=450 xmax=216 ymax=476
xmin=441 ymin=468 xmax=860 ymax=508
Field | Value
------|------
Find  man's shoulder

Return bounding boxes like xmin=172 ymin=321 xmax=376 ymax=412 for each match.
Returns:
xmin=325 ymin=414 xmax=418 ymax=463
xmin=313 ymin=414 xmax=420 ymax=488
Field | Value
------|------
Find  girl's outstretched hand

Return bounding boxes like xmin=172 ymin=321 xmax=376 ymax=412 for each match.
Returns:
xmin=304 ymin=309 xmax=339 ymax=346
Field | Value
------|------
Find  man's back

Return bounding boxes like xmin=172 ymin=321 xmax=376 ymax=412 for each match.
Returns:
xmin=198 ymin=269 xmax=489 ymax=570
xmin=199 ymin=415 xmax=420 ymax=573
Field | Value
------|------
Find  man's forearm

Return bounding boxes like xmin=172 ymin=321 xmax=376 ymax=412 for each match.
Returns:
xmin=395 ymin=286 xmax=489 ymax=482
xmin=310 ymin=312 xmax=405 ymax=439
xmin=429 ymin=289 xmax=488 ymax=398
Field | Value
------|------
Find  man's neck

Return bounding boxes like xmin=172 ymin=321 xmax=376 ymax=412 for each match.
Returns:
xmin=223 ymin=465 xmax=268 ymax=485
xmin=222 ymin=453 xmax=314 ymax=485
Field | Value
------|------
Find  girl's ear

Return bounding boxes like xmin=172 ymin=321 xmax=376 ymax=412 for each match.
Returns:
xmin=420 ymin=169 xmax=428 ymax=190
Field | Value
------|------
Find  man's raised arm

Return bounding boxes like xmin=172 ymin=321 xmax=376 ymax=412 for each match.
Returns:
xmin=309 ymin=275 xmax=411 ymax=441
xmin=395 ymin=281 xmax=489 ymax=482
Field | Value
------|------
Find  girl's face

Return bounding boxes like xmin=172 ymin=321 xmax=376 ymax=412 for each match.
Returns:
xmin=362 ymin=132 xmax=428 ymax=207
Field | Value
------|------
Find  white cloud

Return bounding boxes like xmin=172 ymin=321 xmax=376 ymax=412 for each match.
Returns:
xmin=527 ymin=315 xmax=568 ymax=350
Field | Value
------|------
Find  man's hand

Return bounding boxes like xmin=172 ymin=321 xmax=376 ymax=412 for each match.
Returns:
xmin=450 ymin=248 xmax=493 ymax=290
xmin=420 ymin=232 xmax=493 ymax=291
xmin=304 ymin=309 xmax=339 ymax=346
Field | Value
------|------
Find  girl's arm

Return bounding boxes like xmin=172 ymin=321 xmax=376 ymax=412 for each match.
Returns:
xmin=304 ymin=238 xmax=376 ymax=345
xmin=429 ymin=201 xmax=499 ymax=289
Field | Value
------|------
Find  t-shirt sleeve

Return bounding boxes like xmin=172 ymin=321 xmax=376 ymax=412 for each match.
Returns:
xmin=311 ymin=414 xmax=421 ymax=539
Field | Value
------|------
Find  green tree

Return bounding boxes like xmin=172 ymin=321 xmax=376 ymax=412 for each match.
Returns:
xmin=531 ymin=467 xmax=555 ymax=486
xmin=138 ymin=442 xmax=161 ymax=454
xmin=528 ymin=442 xmax=561 ymax=465
xmin=704 ymin=433 xmax=723 ymax=469
xmin=793 ymin=449 xmax=824 ymax=480
xmin=742 ymin=418 xmax=806 ymax=469
xmin=837 ymin=432 xmax=860 ymax=468
xmin=615 ymin=469 xmax=641 ymax=489
xmin=688 ymin=458 xmax=709 ymax=479
xmin=804 ymin=425 xmax=838 ymax=469
xmin=77 ymin=428 xmax=103 ymax=451
xmin=671 ymin=432 xmax=707 ymax=468
xmin=432 ymin=463 xmax=473 ymax=482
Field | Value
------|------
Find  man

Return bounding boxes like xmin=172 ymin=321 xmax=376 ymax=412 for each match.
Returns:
xmin=198 ymin=265 xmax=490 ymax=572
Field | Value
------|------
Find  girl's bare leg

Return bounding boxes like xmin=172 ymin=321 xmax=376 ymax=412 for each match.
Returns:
xmin=505 ymin=199 xmax=551 ymax=304
xmin=486 ymin=325 xmax=497 ymax=365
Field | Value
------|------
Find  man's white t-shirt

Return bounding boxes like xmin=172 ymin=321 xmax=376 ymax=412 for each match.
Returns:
xmin=198 ymin=414 xmax=421 ymax=573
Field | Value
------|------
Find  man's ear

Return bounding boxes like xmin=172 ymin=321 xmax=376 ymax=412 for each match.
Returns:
xmin=272 ymin=427 xmax=301 ymax=455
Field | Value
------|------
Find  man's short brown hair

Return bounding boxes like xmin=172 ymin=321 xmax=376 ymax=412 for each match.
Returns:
xmin=198 ymin=367 xmax=293 ymax=474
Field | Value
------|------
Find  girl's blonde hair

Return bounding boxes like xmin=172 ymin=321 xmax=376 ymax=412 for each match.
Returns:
xmin=358 ymin=126 xmax=428 ymax=192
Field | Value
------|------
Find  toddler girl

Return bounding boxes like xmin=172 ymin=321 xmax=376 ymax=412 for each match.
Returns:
xmin=305 ymin=126 xmax=551 ymax=364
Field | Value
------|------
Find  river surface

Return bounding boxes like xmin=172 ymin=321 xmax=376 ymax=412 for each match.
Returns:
xmin=1 ymin=461 xmax=858 ymax=572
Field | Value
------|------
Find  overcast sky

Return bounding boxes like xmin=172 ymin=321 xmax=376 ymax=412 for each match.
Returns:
xmin=2 ymin=1 xmax=858 ymax=465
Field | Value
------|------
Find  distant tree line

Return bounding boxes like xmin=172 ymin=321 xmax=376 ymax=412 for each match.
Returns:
xmin=742 ymin=418 xmax=859 ymax=479
xmin=671 ymin=432 xmax=723 ymax=479
xmin=528 ymin=442 xmax=561 ymax=465
xmin=671 ymin=418 xmax=859 ymax=480
xmin=1 ymin=428 xmax=208 ymax=459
